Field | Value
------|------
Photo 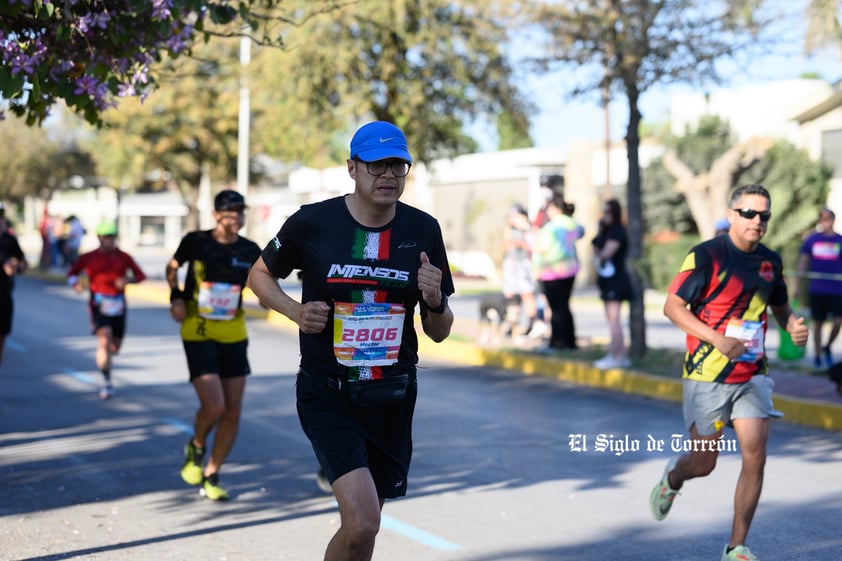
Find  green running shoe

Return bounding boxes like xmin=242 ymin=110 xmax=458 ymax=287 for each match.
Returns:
xmin=201 ymin=473 xmax=229 ymax=501
xmin=180 ymin=439 xmax=205 ymax=486
xmin=649 ymin=456 xmax=679 ymax=521
xmin=721 ymin=545 xmax=759 ymax=561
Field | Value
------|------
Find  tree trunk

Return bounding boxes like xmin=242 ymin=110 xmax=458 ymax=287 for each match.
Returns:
xmin=625 ymin=87 xmax=647 ymax=359
xmin=663 ymin=137 xmax=774 ymax=239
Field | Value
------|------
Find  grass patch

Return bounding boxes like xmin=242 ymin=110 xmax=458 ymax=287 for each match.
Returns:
xmin=631 ymin=347 xmax=686 ymax=377
xmin=448 ymin=332 xmax=477 ymax=344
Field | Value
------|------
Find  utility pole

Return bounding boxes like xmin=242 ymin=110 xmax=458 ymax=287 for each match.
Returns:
xmin=237 ymin=30 xmax=251 ymax=200
xmin=602 ymin=66 xmax=612 ymax=198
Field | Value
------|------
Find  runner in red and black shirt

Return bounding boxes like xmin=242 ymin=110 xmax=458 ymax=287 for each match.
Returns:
xmin=68 ymin=221 xmax=146 ymax=399
xmin=649 ymin=184 xmax=808 ymax=561
xmin=670 ymin=233 xmax=787 ymax=384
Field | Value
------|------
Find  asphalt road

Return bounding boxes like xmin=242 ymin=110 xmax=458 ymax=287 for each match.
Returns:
xmin=1 ymin=276 xmax=840 ymax=561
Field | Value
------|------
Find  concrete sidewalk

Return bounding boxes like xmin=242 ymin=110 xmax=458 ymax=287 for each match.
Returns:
xmin=31 ymin=269 xmax=842 ymax=433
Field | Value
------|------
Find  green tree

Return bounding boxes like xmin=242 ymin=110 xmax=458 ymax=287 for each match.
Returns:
xmin=0 ymin=112 xmax=97 ymax=205
xmin=256 ymin=0 xmax=532 ymax=165
xmin=0 ymin=115 xmax=53 ymax=202
xmin=642 ymin=115 xmax=737 ymax=235
xmin=0 ymin=1 xmax=345 ymax=125
xmin=742 ymin=142 xmax=832 ymax=259
xmin=805 ymin=0 xmax=842 ymax=57
xmin=88 ymin=0 xmax=532 ymax=209
xmin=86 ymin=40 xmax=242 ymax=230
xmin=528 ymin=0 xmax=768 ymax=358
xmin=641 ymin=116 xmax=830 ymax=290
xmin=497 ymin=111 xmax=534 ymax=151
xmin=659 ymin=116 xmax=773 ymax=239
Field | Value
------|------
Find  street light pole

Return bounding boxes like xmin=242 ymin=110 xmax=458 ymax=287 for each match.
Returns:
xmin=602 ymin=66 xmax=611 ymax=198
xmin=237 ymin=30 xmax=251 ymax=199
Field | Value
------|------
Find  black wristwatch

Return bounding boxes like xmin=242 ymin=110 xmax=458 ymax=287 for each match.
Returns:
xmin=425 ymin=292 xmax=448 ymax=314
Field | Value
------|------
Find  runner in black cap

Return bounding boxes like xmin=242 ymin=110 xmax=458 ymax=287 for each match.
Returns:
xmin=166 ymin=189 xmax=261 ymax=501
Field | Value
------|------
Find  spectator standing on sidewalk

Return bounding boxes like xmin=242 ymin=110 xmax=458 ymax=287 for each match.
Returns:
xmin=501 ymin=203 xmax=545 ymax=344
xmin=793 ymin=207 xmax=842 ymax=369
xmin=650 ymin=184 xmax=808 ymax=561
xmin=167 ymin=190 xmax=262 ymax=501
xmin=38 ymin=208 xmax=53 ymax=269
xmin=532 ymin=194 xmax=584 ymax=350
xmin=63 ymin=215 xmax=86 ymax=266
xmin=591 ymin=199 xmax=631 ymax=368
xmin=52 ymin=215 xmax=67 ymax=267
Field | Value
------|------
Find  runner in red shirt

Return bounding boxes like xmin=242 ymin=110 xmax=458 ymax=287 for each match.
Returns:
xmin=649 ymin=184 xmax=808 ymax=561
xmin=67 ymin=221 xmax=146 ymax=399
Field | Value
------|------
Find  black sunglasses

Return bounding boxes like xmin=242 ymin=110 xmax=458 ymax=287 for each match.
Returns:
xmin=732 ymin=208 xmax=771 ymax=223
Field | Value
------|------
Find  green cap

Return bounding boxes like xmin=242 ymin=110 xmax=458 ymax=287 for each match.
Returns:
xmin=96 ymin=220 xmax=117 ymax=236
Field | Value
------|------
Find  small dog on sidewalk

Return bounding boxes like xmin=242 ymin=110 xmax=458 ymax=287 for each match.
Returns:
xmin=477 ymin=293 xmax=522 ymax=346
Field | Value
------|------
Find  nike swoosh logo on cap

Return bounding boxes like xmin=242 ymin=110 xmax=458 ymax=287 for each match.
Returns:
xmin=379 ymin=137 xmax=395 ymax=142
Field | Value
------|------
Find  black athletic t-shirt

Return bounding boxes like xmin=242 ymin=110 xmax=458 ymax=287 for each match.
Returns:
xmin=0 ymin=231 xmax=24 ymax=294
xmin=261 ymin=196 xmax=455 ymax=381
xmin=172 ymin=230 xmax=262 ymax=343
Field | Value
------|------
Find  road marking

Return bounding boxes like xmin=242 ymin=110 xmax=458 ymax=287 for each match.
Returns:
xmin=67 ymin=384 xmax=450 ymax=555
xmin=159 ymin=420 xmax=459 ymax=551
xmin=380 ymin=513 xmax=461 ymax=550
xmin=6 ymin=339 xmax=26 ymax=352
xmin=62 ymin=367 xmax=94 ymax=385
xmin=328 ymin=500 xmax=460 ymax=550
xmin=163 ymin=418 xmax=194 ymax=434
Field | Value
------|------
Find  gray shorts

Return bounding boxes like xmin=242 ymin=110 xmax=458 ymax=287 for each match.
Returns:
xmin=501 ymin=256 xmax=535 ymax=296
xmin=682 ymin=375 xmax=782 ymax=436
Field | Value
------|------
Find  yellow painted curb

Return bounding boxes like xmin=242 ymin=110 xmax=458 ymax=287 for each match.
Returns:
xmin=416 ymin=334 xmax=842 ymax=432
xmin=417 ymin=337 xmax=684 ymax=404
xmin=126 ymin=282 xmax=168 ymax=304
xmin=772 ymin=395 xmax=842 ymax=432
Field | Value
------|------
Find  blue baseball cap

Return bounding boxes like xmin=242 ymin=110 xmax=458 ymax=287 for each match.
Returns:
xmin=349 ymin=121 xmax=413 ymax=163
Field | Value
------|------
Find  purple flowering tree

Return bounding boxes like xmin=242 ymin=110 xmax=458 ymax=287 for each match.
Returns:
xmin=0 ymin=0 xmax=329 ymax=126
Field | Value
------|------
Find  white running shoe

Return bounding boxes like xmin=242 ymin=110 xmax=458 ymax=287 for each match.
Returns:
xmin=527 ymin=321 xmax=549 ymax=340
xmin=593 ymin=355 xmax=630 ymax=369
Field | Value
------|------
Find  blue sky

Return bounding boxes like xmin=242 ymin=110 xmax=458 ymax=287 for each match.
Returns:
xmin=479 ymin=4 xmax=842 ymax=153
xmin=525 ymin=51 xmax=842 ymax=152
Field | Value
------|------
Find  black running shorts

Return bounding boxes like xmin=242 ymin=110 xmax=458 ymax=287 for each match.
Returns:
xmin=88 ymin=300 xmax=126 ymax=339
xmin=296 ymin=369 xmax=417 ymax=499
xmin=809 ymin=293 xmax=842 ymax=323
xmin=0 ymin=292 xmax=12 ymax=336
xmin=182 ymin=339 xmax=251 ymax=381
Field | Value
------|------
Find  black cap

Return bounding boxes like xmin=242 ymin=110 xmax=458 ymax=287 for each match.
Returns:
xmin=214 ymin=190 xmax=247 ymax=211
